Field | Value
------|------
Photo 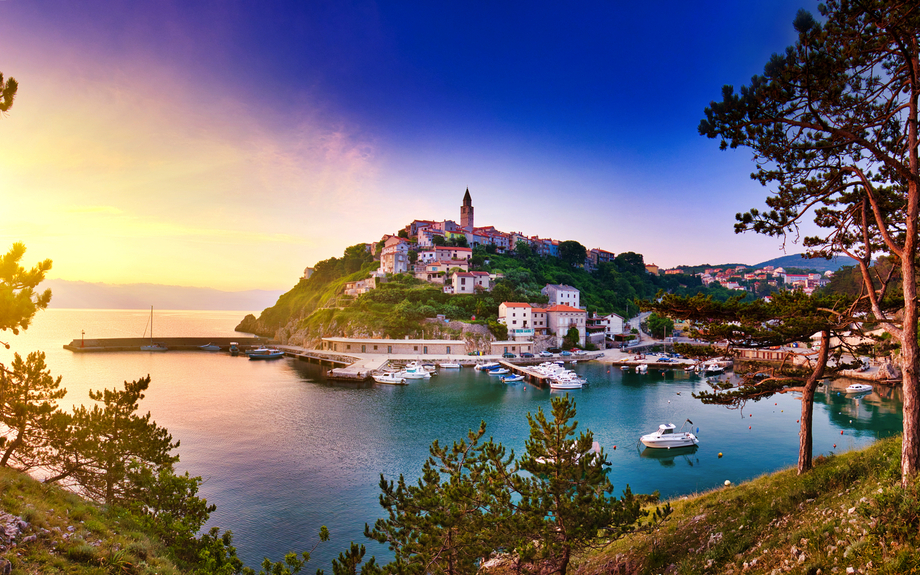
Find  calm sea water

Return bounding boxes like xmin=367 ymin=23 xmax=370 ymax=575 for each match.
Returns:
xmin=0 ymin=309 xmax=905 ymax=569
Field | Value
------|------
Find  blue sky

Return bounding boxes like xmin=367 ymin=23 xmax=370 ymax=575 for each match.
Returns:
xmin=0 ymin=0 xmax=820 ymax=290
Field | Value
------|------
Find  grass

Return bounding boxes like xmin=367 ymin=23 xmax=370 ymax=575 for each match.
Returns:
xmin=572 ymin=435 xmax=920 ymax=575
xmin=0 ymin=466 xmax=185 ymax=575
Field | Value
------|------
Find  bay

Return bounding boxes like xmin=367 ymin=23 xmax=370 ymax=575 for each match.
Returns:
xmin=1 ymin=309 xmax=904 ymax=569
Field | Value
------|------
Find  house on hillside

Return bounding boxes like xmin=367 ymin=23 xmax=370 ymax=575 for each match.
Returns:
xmin=380 ymin=236 xmax=410 ymax=274
xmin=450 ymin=271 xmax=493 ymax=294
xmin=544 ymin=304 xmax=587 ymax=347
xmin=542 ymin=284 xmax=581 ymax=309
xmin=498 ymin=302 xmax=535 ymax=341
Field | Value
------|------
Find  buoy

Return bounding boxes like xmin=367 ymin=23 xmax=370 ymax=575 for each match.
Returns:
xmin=833 ymin=444 xmax=836 ymax=448
xmin=749 ymin=426 xmax=752 ymax=429
xmin=797 ymin=420 xmax=800 ymax=423
xmin=724 ymin=480 xmax=731 ymax=486
xmin=613 ymin=445 xmax=617 ymax=450
xmin=718 ymin=452 xmax=723 ymax=458
xmin=841 ymin=430 xmax=844 ymax=435
xmin=749 ymin=414 xmax=752 ymax=417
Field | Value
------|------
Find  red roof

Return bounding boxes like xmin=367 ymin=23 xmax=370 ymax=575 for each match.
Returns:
xmin=501 ymin=302 xmax=531 ymax=308
xmin=543 ymin=305 xmax=586 ymax=313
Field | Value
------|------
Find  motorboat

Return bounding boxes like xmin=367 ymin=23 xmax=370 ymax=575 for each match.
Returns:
xmin=475 ymin=362 xmax=501 ymax=371
xmin=398 ymin=364 xmax=431 ymax=379
xmin=488 ymin=368 xmax=510 ymax=376
xmin=440 ymin=362 xmax=461 ymax=369
xmin=501 ymin=374 xmax=525 ymax=383
xmin=247 ymin=348 xmax=285 ymax=360
xmin=703 ymin=362 xmax=725 ymax=374
xmin=373 ymin=373 xmax=407 ymax=385
xmin=640 ymin=420 xmax=699 ymax=449
xmin=549 ymin=379 xmax=583 ymax=390
xmin=636 ymin=364 xmax=648 ymax=374
xmin=845 ymin=383 xmax=873 ymax=394
xmin=229 ymin=342 xmax=240 ymax=356
xmin=200 ymin=343 xmax=220 ymax=351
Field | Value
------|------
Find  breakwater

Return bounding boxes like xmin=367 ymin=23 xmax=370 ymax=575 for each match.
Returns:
xmin=63 ymin=336 xmax=267 ymax=352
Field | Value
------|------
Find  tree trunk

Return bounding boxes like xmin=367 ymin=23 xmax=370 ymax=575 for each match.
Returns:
xmin=900 ymin=246 xmax=920 ymax=487
xmin=798 ymin=330 xmax=829 ymax=474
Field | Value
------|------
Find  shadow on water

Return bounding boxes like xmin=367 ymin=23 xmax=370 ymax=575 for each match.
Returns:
xmin=639 ymin=445 xmax=700 ymax=467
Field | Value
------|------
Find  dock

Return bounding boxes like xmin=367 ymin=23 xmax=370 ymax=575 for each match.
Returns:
xmin=64 ymin=336 xmax=267 ymax=352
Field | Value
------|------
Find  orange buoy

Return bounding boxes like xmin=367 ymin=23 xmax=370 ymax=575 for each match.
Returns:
xmin=833 ymin=444 xmax=837 ymax=448
xmin=718 ymin=452 xmax=723 ymax=458
xmin=841 ymin=430 xmax=844 ymax=435
xmin=749 ymin=426 xmax=752 ymax=429
xmin=613 ymin=445 xmax=617 ymax=450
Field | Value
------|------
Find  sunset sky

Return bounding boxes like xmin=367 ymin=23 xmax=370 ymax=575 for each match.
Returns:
xmin=0 ymin=0 xmax=820 ymax=291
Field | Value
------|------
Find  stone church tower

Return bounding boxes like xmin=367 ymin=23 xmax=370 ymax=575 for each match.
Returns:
xmin=461 ymin=187 xmax=474 ymax=230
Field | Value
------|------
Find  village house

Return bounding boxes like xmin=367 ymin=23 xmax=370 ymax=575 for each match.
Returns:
xmin=414 ymin=260 xmax=469 ymax=283
xmin=498 ymin=302 xmax=535 ymax=341
xmin=450 ymin=271 xmax=492 ymax=294
xmin=542 ymin=284 xmax=581 ymax=308
xmin=380 ymin=236 xmax=410 ymax=274
xmin=344 ymin=276 xmax=377 ymax=297
xmin=544 ymin=304 xmax=587 ymax=347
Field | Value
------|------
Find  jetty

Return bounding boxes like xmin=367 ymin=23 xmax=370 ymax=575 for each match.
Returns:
xmin=64 ymin=336 xmax=266 ymax=352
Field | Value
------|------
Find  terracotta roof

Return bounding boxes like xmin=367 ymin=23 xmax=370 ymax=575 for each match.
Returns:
xmin=501 ymin=302 xmax=531 ymax=308
xmin=543 ymin=304 xmax=586 ymax=313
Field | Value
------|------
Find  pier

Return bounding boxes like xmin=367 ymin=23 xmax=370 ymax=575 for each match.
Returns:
xmin=64 ymin=336 xmax=267 ymax=352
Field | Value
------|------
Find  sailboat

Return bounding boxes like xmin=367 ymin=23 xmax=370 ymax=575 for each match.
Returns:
xmin=140 ymin=306 xmax=168 ymax=351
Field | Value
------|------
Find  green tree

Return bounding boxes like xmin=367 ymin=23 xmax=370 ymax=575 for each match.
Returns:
xmin=46 ymin=376 xmax=180 ymax=504
xmin=0 ymin=72 xmax=17 ymax=113
xmin=557 ymin=241 xmax=586 ymax=268
xmin=700 ymin=1 xmax=920 ymax=484
xmin=0 ymin=242 xmax=52 ymax=346
xmin=432 ymin=235 xmax=446 ymax=246
xmin=562 ymin=326 xmax=580 ymax=349
xmin=0 ymin=351 xmax=66 ymax=470
xmin=514 ymin=395 xmax=643 ymax=575
xmin=645 ymin=313 xmax=673 ymax=340
xmin=514 ymin=240 xmax=533 ymax=259
xmin=365 ymin=423 xmax=513 ymax=575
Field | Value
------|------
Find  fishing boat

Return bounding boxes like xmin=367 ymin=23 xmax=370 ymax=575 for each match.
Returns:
xmin=487 ymin=368 xmax=510 ymax=376
xmin=200 ymin=343 xmax=220 ymax=351
xmin=229 ymin=342 xmax=240 ymax=356
xmin=640 ymin=420 xmax=699 ymax=449
xmin=373 ymin=373 xmax=407 ymax=385
xmin=474 ymin=362 xmax=501 ymax=371
xmin=501 ymin=374 xmax=525 ymax=383
xmin=140 ymin=306 xmax=168 ymax=351
xmin=439 ymin=362 xmax=461 ymax=369
xmin=247 ymin=347 xmax=285 ymax=360
xmin=398 ymin=364 xmax=431 ymax=379
xmin=845 ymin=383 xmax=873 ymax=394
xmin=703 ymin=362 xmax=725 ymax=374
xmin=549 ymin=379 xmax=583 ymax=390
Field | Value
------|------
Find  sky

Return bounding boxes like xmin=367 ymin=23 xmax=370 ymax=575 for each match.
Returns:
xmin=0 ymin=0 xmax=822 ymax=291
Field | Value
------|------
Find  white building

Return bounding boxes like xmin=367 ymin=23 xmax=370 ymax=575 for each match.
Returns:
xmin=544 ymin=304 xmax=587 ymax=347
xmin=380 ymin=237 xmax=410 ymax=275
xmin=542 ymin=284 xmax=581 ymax=309
xmin=498 ymin=302 xmax=534 ymax=341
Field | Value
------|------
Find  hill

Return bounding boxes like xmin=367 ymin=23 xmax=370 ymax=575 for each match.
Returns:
xmin=41 ymin=279 xmax=284 ymax=311
xmin=751 ymin=253 xmax=859 ymax=273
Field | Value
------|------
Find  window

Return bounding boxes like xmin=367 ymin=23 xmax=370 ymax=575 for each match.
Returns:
xmin=346 ymin=345 xmax=351 ymax=350
xmin=388 ymin=346 xmax=392 ymax=353
xmin=374 ymin=345 xmax=378 ymax=351
xmin=362 ymin=345 xmax=366 ymax=353
xmin=414 ymin=346 xmax=418 ymax=351
xmin=423 ymin=346 xmax=428 ymax=354
xmin=446 ymin=346 xmax=451 ymax=354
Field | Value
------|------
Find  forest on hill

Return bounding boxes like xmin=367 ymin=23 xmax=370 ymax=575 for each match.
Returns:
xmin=237 ymin=242 xmax=748 ymax=342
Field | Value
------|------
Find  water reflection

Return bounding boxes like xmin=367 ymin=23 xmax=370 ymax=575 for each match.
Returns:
xmin=639 ymin=445 xmax=700 ymax=467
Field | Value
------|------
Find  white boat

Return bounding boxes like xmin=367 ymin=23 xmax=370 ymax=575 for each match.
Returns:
xmin=549 ymin=379 xmax=583 ymax=389
xmin=398 ymin=364 xmax=431 ymax=379
xmin=200 ymin=343 xmax=220 ymax=351
xmin=475 ymin=362 xmax=500 ymax=371
xmin=640 ymin=421 xmax=699 ymax=449
xmin=703 ymin=362 xmax=725 ymax=374
xmin=488 ymin=368 xmax=510 ymax=376
xmin=140 ymin=306 xmax=168 ymax=351
xmin=373 ymin=373 xmax=407 ymax=385
xmin=845 ymin=383 xmax=873 ymax=394
xmin=247 ymin=347 xmax=285 ymax=360
xmin=502 ymin=374 xmax=525 ymax=383
xmin=636 ymin=364 xmax=648 ymax=374
xmin=440 ymin=362 xmax=461 ymax=369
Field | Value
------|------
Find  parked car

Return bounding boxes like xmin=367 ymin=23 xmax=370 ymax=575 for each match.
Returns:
xmin=520 ymin=352 xmax=534 ymax=358
xmin=547 ymin=347 xmax=562 ymax=353
xmin=574 ymin=350 xmax=587 ymax=356
xmin=539 ymin=351 xmax=553 ymax=357
xmin=559 ymin=350 xmax=572 ymax=356
xmin=502 ymin=352 xmax=516 ymax=358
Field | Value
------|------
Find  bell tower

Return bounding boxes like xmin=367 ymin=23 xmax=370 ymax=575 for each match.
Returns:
xmin=460 ymin=187 xmax=474 ymax=230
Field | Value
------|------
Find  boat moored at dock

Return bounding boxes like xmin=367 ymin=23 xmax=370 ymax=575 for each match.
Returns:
xmin=247 ymin=348 xmax=285 ymax=360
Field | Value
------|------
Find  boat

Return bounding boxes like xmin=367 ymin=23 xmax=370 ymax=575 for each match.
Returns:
xmin=640 ymin=420 xmax=699 ymax=449
xmin=398 ymin=364 xmax=431 ymax=379
xmin=845 ymin=383 xmax=873 ymax=394
xmin=200 ymin=343 xmax=220 ymax=351
xmin=501 ymin=374 xmax=525 ymax=383
xmin=549 ymin=379 xmax=583 ymax=390
xmin=140 ymin=306 xmax=168 ymax=351
xmin=703 ymin=362 xmax=725 ymax=374
xmin=229 ymin=342 xmax=240 ymax=356
xmin=373 ymin=373 xmax=407 ymax=385
xmin=636 ymin=364 xmax=648 ymax=374
xmin=247 ymin=347 xmax=285 ymax=360
xmin=474 ymin=362 xmax=501 ymax=371
xmin=487 ymin=368 xmax=510 ymax=376
xmin=440 ymin=362 xmax=461 ymax=369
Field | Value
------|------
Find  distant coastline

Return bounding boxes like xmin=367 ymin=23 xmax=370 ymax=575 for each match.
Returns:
xmin=39 ymin=279 xmax=284 ymax=311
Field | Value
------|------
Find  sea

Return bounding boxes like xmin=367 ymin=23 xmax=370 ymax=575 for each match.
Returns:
xmin=0 ymin=309 xmax=905 ymax=570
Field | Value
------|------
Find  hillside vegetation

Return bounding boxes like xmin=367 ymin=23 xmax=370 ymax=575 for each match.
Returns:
xmin=236 ymin=244 xmax=747 ymax=344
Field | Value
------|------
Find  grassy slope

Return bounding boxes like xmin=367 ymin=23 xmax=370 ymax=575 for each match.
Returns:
xmin=0 ymin=466 xmax=187 ymax=575
xmin=575 ymin=435 xmax=920 ymax=575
